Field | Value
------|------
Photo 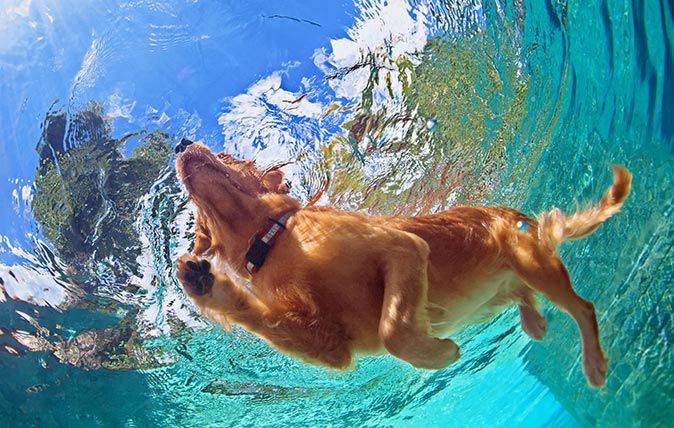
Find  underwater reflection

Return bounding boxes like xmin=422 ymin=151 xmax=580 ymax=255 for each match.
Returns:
xmin=33 ymin=102 xmax=173 ymax=283
xmin=2 ymin=102 xmax=180 ymax=370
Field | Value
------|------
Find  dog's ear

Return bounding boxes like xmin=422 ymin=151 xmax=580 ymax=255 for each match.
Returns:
xmin=193 ymin=210 xmax=212 ymax=255
xmin=263 ymin=169 xmax=290 ymax=194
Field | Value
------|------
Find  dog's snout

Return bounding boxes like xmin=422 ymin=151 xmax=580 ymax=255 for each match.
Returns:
xmin=175 ymin=138 xmax=194 ymax=154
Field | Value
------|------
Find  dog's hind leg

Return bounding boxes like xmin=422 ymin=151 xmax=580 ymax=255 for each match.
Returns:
xmin=509 ymin=248 xmax=607 ymax=387
xmin=378 ymin=230 xmax=460 ymax=369
xmin=518 ymin=290 xmax=547 ymax=340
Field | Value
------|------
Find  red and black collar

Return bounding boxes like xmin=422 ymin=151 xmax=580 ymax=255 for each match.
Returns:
xmin=245 ymin=211 xmax=294 ymax=274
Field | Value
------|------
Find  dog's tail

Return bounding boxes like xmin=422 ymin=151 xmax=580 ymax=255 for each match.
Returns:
xmin=536 ymin=165 xmax=632 ymax=250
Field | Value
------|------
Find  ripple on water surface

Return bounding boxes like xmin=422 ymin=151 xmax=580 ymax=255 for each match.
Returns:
xmin=0 ymin=0 xmax=672 ymax=426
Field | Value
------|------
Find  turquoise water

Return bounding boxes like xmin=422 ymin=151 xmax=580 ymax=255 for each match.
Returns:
xmin=1 ymin=0 xmax=672 ymax=426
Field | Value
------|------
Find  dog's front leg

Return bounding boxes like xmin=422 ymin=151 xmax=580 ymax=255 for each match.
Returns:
xmin=176 ymin=254 xmax=351 ymax=369
xmin=176 ymin=254 xmax=269 ymax=329
xmin=378 ymin=231 xmax=460 ymax=369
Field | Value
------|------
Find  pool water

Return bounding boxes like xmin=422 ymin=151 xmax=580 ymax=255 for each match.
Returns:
xmin=1 ymin=0 xmax=672 ymax=426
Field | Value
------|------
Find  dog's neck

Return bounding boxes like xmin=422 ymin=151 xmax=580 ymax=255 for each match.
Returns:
xmin=210 ymin=193 xmax=301 ymax=277
xmin=258 ymin=193 xmax=301 ymax=220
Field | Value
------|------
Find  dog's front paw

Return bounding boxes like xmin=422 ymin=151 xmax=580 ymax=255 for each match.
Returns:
xmin=177 ymin=255 xmax=214 ymax=296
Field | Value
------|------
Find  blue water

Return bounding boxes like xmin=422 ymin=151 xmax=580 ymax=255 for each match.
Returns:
xmin=1 ymin=0 xmax=672 ymax=426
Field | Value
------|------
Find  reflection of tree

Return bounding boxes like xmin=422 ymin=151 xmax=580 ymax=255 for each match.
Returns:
xmin=32 ymin=102 xmax=172 ymax=282
xmin=312 ymin=29 xmax=528 ymax=215
xmin=12 ymin=102 xmax=177 ymax=370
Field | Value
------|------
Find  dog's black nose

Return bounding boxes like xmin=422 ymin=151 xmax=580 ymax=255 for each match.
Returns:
xmin=175 ymin=138 xmax=194 ymax=154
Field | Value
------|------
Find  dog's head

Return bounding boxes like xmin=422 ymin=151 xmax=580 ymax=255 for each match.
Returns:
xmin=176 ymin=142 xmax=289 ymax=198
xmin=175 ymin=142 xmax=292 ymax=258
xmin=216 ymin=152 xmax=291 ymax=195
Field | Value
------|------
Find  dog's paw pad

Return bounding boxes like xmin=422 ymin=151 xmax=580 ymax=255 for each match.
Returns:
xmin=177 ymin=257 xmax=214 ymax=296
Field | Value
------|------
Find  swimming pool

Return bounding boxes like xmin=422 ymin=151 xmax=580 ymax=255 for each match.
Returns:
xmin=1 ymin=0 xmax=672 ymax=426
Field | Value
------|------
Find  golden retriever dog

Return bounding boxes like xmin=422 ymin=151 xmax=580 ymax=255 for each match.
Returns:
xmin=174 ymin=139 xmax=631 ymax=388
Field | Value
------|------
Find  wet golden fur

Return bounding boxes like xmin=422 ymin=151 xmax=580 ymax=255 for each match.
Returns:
xmin=175 ymin=142 xmax=631 ymax=387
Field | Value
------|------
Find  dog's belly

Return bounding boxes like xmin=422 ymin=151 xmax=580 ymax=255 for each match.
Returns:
xmin=427 ymin=270 xmax=524 ymax=337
